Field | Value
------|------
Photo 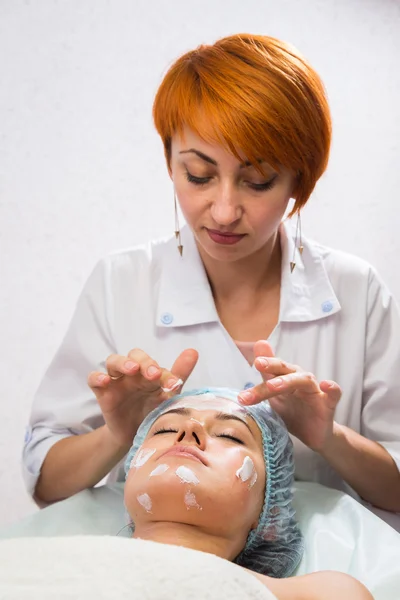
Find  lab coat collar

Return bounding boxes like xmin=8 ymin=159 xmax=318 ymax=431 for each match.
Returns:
xmin=279 ymin=219 xmax=341 ymax=322
xmin=156 ymin=221 xmax=341 ymax=328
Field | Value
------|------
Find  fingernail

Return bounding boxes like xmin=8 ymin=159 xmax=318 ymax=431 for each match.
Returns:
xmin=97 ymin=374 xmax=107 ymax=384
xmin=269 ymin=377 xmax=283 ymax=388
xmin=125 ymin=361 xmax=138 ymax=371
xmin=165 ymin=378 xmax=178 ymax=388
xmin=147 ymin=365 xmax=160 ymax=377
xmin=238 ymin=391 xmax=253 ymax=404
xmin=257 ymin=357 xmax=269 ymax=367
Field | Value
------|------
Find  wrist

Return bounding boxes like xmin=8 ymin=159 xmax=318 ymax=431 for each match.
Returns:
xmin=317 ymin=422 xmax=345 ymax=459
xmin=100 ymin=425 xmax=132 ymax=456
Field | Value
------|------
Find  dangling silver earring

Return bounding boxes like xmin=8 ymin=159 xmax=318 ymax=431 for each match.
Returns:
xmin=174 ymin=192 xmax=183 ymax=257
xmin=290 ymin=212 xmax=303 ymax=273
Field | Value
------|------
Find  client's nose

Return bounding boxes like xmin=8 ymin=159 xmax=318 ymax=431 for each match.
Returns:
xmin=175 ymin=419 xmax=206 ymax=450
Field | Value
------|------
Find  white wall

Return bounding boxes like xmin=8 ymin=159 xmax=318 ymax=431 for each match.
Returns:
xmin=0 ymin=0 xmax=399 ymax=527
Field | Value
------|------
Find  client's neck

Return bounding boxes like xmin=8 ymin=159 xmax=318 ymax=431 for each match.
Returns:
xmin=133 ymin=522 xmax=236 ymax=560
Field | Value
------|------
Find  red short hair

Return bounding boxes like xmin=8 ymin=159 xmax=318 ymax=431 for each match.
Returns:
xmin=153 ymin=33 xmax=332 ymax=213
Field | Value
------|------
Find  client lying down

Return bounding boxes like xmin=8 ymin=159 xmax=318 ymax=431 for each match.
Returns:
xmin=124 ymin=388 xmax=373 ymax=600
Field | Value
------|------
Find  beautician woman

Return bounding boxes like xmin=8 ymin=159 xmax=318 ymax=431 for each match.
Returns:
xmin=23 ymin=34 xmax=400 ymax=526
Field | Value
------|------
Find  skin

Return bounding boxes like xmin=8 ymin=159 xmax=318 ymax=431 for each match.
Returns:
xmin=169 ymin=126 xmax=295 ymax=268
xmin=124 ymin=397 xmax=373 ymax=600
xmin=125 ymin=397 xmax=265 ymax=561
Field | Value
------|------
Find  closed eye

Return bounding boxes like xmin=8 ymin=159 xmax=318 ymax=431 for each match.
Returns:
xmin=185 ymin=171 xmax=211 ymax=186
xmin=153 ymin=428 xmax=177 ymax=435
xmin=218 ymin=434 xmax=244 ymax=445
xmin=246 ymin=176 xmax=277 ymax=191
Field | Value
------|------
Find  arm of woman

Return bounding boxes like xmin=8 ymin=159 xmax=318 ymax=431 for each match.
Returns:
xmin=25 ymin=257 xmax=198 ymax=504
xmin=245 ymin=569 xmax=374 ymax=600
xmin=239 ymin=265 xmax=400 ymax=512
xmin=318 ymin=422 xmax=400 ymax=512
xmin=318 ymin=267 xmax=400 ymax=512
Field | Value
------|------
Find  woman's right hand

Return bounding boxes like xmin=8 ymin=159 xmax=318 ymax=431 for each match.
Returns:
xmin=88 ymin=348 xmax=199 ymax=448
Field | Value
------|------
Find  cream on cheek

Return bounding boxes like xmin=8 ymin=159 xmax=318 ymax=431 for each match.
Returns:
xmin=130 ymin=447 xmax=156 ymax=469
xmin=137 ymin=493 xmax=152 ymax=513
xmin=149 ymin=464 xmax=169 ymax=477
xmin=175 ymin=466 xmax=199 ymax=485
xmin=236 ymin=456 xmax=258 ymax=489
xmin=184 ymin=489 xmax=202 ymax=511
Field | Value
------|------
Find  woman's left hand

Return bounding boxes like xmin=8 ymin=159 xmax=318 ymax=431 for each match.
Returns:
xmin=238 ymin=341 xmax=342 ymax=452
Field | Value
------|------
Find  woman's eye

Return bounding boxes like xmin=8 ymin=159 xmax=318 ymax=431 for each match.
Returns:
xmin=185 ymin=170 xmax=211 ymax=186
xmin=153 ymin=428 xmax=177 ymax=436
xmin=218 ymin=434 xmax=244 ymax=445
xmin=247 ymin=176 xmax=277 ymax=192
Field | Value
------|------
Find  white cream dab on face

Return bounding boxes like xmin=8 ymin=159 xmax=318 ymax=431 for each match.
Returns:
xmin=131 ymin=448 xmax=156 ymax=469
xmin=137 ymin=493 xmax=152 ymax=512
xmin=175 ymin=466 xmax=200 ymax=485
xmin=249 ymin=470 xmax=258 ymax=488
xmin=236 ymin=456 xmax=255 ymax=483
xmin=149 ymin=464 xmax=169 ymax=477
xmin=189 ymin=418 xmax=204 ymax=426
xmin=171 ymin=395 xmax=247 ymax=416
xmin=184 ymin=489 xmax=202 ymax=510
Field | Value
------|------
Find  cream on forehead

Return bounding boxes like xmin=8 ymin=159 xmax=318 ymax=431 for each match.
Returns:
xmin=171 ymin=394 xmax=248 ymax=418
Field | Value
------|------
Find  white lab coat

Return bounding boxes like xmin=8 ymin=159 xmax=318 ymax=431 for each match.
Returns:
xmin=23 ymin=221 xmax=400 ymax=527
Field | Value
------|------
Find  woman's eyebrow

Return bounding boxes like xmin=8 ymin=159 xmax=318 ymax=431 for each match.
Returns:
xmin=214 ymin=412 xmax=254 ymax=436
xmin=160 ymin=407 xmax=191 ymax=418
xmin=179 ymin=149 xmax=217 ymax=165
xmin=179 ymin=148 xmax=265 ymax=170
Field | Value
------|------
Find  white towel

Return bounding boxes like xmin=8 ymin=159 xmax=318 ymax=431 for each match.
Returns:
xmin=0 ymin=535 xmax=276 ymax=600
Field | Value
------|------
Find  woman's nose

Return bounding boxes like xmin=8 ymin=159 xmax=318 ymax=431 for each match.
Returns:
xmin=210 ymin=184 xmax=242 ymax=226
xmin=175 ymin=419 xmax=206 ymax=450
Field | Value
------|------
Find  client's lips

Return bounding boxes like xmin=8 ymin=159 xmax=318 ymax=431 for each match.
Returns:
xmin=159 ymin=446 xmax=208 ymax=465
xmin=206 ymin=228 xmax=246 ymax=245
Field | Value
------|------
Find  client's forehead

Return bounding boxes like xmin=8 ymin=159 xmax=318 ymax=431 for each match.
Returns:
xmin=171 ymin=394 xmax=247 ymax=416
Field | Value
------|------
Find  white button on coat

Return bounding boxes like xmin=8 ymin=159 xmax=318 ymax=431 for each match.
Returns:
xmin=22 ymin=221 xmax=400 ymax=527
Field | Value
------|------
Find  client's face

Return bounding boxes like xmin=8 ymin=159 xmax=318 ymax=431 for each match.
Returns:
xmin=124 ymin=395 xmax=266 ymax=558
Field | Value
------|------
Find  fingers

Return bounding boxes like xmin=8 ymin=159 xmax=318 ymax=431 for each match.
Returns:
xmin=239 ymin=371 xmax=321 ymax=405
xmin=320 ymin=380 xmax=342 ymax=409
xmin=253 ymin=340 xmax=275 ymax=361
xmin=106 ymin=353 xmax=141 ymax=379
xmin=88 ymin=348 xmax=199 ymax=394
xmin=127 ymin=349 xmax=162 ymax=380
xmin=170 ymin=349 xmax=199 ymax=384
xmin=88 ymin=350 xmax=162 ymax=391
xmin=254 ymin=356 xmax=301 ymax=378
xmin=88 ymin=370 xmax=111 ymax=390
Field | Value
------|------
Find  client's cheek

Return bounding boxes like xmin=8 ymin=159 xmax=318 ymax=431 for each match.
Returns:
xmin=235 ymin=455 xmax=258 ymax=489
xmin=127 ymin=458 xmax=205 ymax=516
xmin=129 ymin=446 xmax=156 ymax=470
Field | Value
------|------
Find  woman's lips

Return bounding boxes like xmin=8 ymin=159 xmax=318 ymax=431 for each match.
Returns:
xmin=159 ymin=446 xmax=207 ymax=465
xmin=206 ymin=228 xmax=246 ymax=245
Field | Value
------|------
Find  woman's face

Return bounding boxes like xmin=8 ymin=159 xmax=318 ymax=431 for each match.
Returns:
xmin=124 ymin=395 xmax=266 ymax=558
xmin=169 ymin=127 xmax=294 ymax=263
